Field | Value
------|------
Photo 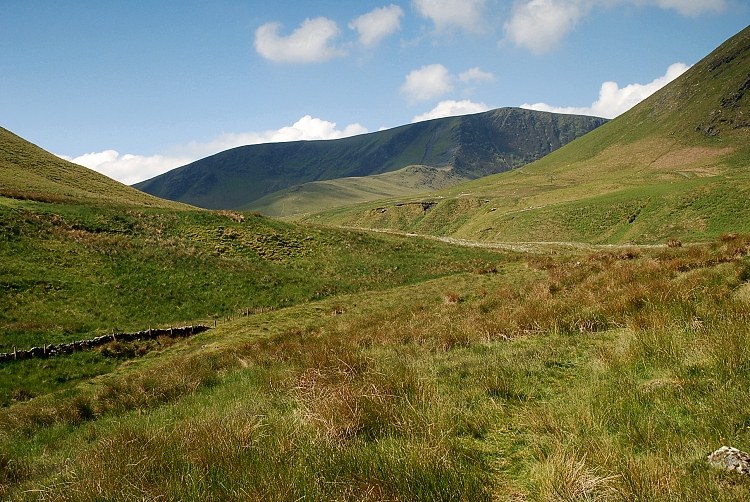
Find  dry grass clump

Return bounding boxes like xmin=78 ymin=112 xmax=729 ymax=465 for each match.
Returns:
xmin=443 ymin=291 xmax=461 ymax=304
xmin=535 ymin=447 xmax=622 ymax=501
xmin=295 ymin=356 xmax=436 ymax=442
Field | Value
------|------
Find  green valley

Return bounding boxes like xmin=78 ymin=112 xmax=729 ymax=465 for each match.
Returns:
xmin=1 ymin=24 xmax=750 ymax=502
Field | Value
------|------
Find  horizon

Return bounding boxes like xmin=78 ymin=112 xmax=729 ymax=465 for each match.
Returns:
xmin=2 ymin=1 xmax=748 ymax=185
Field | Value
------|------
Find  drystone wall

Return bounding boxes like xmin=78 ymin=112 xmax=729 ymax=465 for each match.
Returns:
xmin=0 ymin=325 xmax=210 ymax=363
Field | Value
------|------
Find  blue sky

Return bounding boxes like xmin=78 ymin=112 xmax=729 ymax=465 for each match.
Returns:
xmin=1 ymin=1 xmax=747 ymax=184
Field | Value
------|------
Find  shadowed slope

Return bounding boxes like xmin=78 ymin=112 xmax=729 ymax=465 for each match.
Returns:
xmin=134 ymin=108 xmax=606 ymax=210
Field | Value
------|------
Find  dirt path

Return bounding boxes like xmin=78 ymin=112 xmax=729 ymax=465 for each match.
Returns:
xmin=337 ymin=225 xmax=667 ymax=254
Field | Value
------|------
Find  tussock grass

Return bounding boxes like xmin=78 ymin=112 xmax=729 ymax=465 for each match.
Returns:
xmin=4 ymin=231 xmax=750 ymax=499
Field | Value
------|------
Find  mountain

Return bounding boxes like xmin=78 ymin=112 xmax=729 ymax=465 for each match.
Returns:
xmin=304 ymin=25 xmax=750 ymax=244
xmin=0 ymin=126 xmax=184 ymax=208
xmin=133 ymin=108 xmax=606 ymax=211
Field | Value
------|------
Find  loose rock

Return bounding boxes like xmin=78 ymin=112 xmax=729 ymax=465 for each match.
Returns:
xmin=707 ymin=446 xmax=750 ymax=475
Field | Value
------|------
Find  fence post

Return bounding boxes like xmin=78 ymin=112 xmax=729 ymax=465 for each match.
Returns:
xmin=13 ymin=346 xmax=16 ymax=360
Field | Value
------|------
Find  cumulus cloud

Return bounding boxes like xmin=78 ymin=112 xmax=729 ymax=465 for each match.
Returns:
xmin=254 ymin=17 xmax=346 ymax=63
xmin=413 ymin=0 xmax=487 ymax=32
xmin=458 ymin=67 xmax=495 ymax=84
xmin=254 ymin=115 xmax=368 ymax=143
xmin=400 ymin=64 xmax=455 ymax=102
xmin=412 ymin=99 xmax=490 ymax=122
xmin=505 ymin=0 xmax=727 ymax=54
xmin=520 ymin=62 xmax=690 ymax=118
xmin=400 ymin=64 xmax=495 ymax=103
xmin=349 ymin=4 xmax=404 ymax=47
xmin=61 ymin=116 xmax=368 ymax=185
xmin=504 ymin=0 xmax=589 ymax=54
xmin=59 ymin=151 xmax=194 ymax=186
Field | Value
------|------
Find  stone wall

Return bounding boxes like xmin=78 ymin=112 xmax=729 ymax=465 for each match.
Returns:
xmin=0 ymin=325 xmax=210 ymax=363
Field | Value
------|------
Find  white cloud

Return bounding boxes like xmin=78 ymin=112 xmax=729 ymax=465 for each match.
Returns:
xmin=520 ymin=62 xmax=690 ymax=118
xmin=59 ymin=151 xmax=194 ymax=186
xmin=60 ymin=116 xmax=368 ymax=185
xmin=505 ymin=0 xmax=727 ymax=54
xmin=400 ymin=64 xmax=455 ymax=102
xmin=400 ymin=64 xmax=495 ymax=103
xmin=652 ymin=0 xmax=726 ymax=16
xmin=349 ymin=5 xmax=404 ymax=47
xmin=459 ymin=67 xmax=495 ymax=84
xmin=412 ymin=99 xmax=490 ymax=122
xmin=413 ymin=0 xmax=487 ymax=32
xmin=504 ymin=0 xmax=589 ymax=54
xmin=254 ymin=17 xmax=346 ymax=63
xmin=262 ymin=115 xmax=368 ymax=143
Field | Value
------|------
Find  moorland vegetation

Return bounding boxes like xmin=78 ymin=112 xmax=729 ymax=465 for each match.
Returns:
xmin=1 ymin=23 xmax=750 ymax=502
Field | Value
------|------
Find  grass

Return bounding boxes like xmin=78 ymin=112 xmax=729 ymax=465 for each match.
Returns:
xmin=245 ymin=164 xmax=466 ymax=219
xmin=0 ymin=195 xmax=510 ymax=406
xmin=3 ymin=230 xmax=750 ymax=499
xmin=0 ymin=126 xmax=182 ymax=209
xmin=305 ymin=137 xmax=750 ymax=245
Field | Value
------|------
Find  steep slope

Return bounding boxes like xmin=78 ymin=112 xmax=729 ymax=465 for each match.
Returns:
xmin=134 ymin=108 xmax=606 ymax=210
xmin=0 ymin=126 xmax=184 ymax=208
xmin=306 ymin=25 xmax=750 ymax=244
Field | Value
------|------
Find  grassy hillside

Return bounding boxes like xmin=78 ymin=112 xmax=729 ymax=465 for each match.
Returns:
xmin=245 ymin=164 xmax=465 ymax=218
xmin=3 ymin=226 xmax=750 ymax=499
xmin=134 ymin=108 xmax=605 ymax=210
xmin=305 ymin=26 xmax=750 ymax=245
xmin=0 ymin=194 xmax=508 ymax=403
xmin=0 ymin=127 xmax=184 ymax=209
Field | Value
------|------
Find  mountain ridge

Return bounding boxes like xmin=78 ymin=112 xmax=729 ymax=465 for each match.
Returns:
xmin=133 ymin=108 xmax=606 ymax=210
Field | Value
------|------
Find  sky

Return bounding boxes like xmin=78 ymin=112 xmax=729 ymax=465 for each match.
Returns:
xmin=1 ymin=1 xmax=748 ymax=185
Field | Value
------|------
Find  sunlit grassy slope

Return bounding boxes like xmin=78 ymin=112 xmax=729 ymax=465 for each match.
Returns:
xmin=4 ymin=233 xmax=750 ymax=500
xmin=0 ymin=126 xmax=185 ymax=208
xmin=304 ymin=26 xmax=750 ymax=244
xmin=245 ymin=164 xmax=465 ymax=218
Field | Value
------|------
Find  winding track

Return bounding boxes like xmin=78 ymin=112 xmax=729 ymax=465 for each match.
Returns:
xmin=337 ymin=225 xmax=669 ymax=254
